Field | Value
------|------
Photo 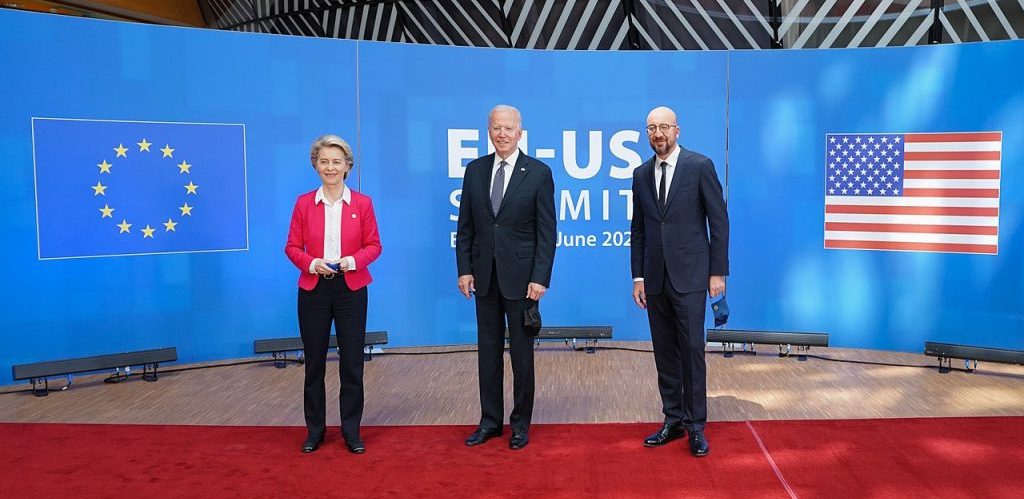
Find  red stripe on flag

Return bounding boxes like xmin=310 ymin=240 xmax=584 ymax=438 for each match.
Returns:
xmin=904 ymin=132 xmax=1002 ymax=142
xmin=903 ymin=151 xmax=1001 ymax=161
xmin=825 ymin=205 xmax=999 ymax=217
xmin=904 ymin=188 xmax=1000 ymax=198
xmin=825 ymin=222 xmax=998 ymax=235
xmin=903 ymin=170 xmax=1000 ymax=179
xmin=824 ymin=240 xmax=997 ymax=254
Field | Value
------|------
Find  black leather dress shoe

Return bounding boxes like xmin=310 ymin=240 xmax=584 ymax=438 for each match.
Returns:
xmin=301 ymin=434 xmax=325 ymax=454
xmin=688 ymin=430 xmax=709 ymax=457
xmin=509 ymin=432 xmax=529 ymax=450
xmin=346 ymin=438 xmax=366 ymax=454
xmin=465 ymin=427 xmax=502 ymax=446
xmin=643 ymin=423 xmax=686 ymax=447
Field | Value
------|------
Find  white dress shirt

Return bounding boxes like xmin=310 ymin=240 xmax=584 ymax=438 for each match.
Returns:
xmin=489 ymin=148 xmax=520 ymax=197
xmin=653 ymin=145 xmax=681 ymax=197
xmin=309 ymin=185 xmax=357 ymax=274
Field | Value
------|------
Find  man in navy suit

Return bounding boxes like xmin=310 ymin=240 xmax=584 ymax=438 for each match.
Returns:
xmin=455 ymin=105 xmax=556 ymax=450
xmin=630 ymin=106 xmax=729 ymax=457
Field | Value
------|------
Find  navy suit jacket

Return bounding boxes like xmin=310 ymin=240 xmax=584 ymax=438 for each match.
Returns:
xmin=455 ymin=151 xmax=557 ymax=300
xmin=630 ymin=147 xmax=729 ymax=294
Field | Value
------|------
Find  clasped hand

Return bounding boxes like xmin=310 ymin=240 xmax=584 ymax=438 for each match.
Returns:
xmin=314 ymin=258 xmax=349 ymax=275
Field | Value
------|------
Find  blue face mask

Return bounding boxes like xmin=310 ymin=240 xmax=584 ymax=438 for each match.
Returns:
xmin=711 ymin=297 xmax=729 ymax=327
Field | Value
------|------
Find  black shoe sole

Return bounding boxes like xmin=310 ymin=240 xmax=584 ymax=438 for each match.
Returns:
xmin=509 ymin=434 xmax=529 ymax=450
xmin=643 ymin=435 xmax=685 ymax=447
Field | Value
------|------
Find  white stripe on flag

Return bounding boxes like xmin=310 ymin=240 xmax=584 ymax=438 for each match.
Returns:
xmin=824 ymin=231 xmax=998 ymax=245
xmin=901 ymin=160 xmax=1000 ymax=170
xmin=904 ymin=141 xmax=1002 ymax=152
xmin=902 ymin=179 xmax=1001 ymax=189
xmin=824 ymin=196 xmax=999 ymax=207
xmin=824 ymin=213 xmax=997 ymax=226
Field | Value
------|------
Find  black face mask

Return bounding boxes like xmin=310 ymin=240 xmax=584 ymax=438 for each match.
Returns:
xmin=711 ymin=297 xmax=729 ymax=327
xmin=523 ymin=299 xmax=541 ymax=337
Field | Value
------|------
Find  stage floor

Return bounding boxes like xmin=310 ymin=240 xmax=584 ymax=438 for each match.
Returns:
xmin=1 ymin=342 xmax=1022 ymax=425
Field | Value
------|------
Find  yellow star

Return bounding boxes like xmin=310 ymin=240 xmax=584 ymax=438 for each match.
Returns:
xmin=141 ymin=225 xmax=155 ymax=238
xmin=91 ymin=181 xmax=107 ymax=196
xmin=117 ymin=219 xmax=132 ymax=233
xmin=163 ymin=218 xmax=178 ymax=232
xmin=177 ymin=160 xmax=191 ymax=174
xmin=137 ymin=138 xmax=152 ymax=152
xmin=161 ymin=145 xmax=174 ymax=158
xmin=179 ymin=202 xmax=193 ymax=216
xmin=114 ymin=144 xmax=128 ymax=158
xmin=99 ymin=204 xmax=114 ymax=218
xmin=97 ymin=160 xmax=112 ymax=174
xmin=184 ymin=181 xmax=199 ymax=195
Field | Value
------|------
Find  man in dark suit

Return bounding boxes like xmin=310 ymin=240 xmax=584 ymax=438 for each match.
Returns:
xmin=455 ymin=105 xmax=556 ymax=451
xmin=630 ymin=106 xmax=729 ymax=457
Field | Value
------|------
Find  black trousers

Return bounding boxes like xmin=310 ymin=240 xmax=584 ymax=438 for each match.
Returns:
xmin=646 ymin=267 xmax=708 ymax=433
xmin=297 ymin=276 xmax=367 ymax=442
xmin=475 ymin=263 xmax=535 ymax=434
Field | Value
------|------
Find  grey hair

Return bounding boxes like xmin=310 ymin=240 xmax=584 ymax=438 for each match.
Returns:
xmin=488 ymin=104 xmax=522 ymax=129
xmin=309 ymin=134 xmax=354 ymax=168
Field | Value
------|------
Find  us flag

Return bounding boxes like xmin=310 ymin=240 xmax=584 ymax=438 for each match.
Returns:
xmin=824 ymin=132 xmax=1001 ymax=255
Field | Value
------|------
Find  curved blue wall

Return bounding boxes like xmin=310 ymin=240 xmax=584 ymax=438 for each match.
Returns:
xmin=1 ymin=9 xmax=1021 ymax=385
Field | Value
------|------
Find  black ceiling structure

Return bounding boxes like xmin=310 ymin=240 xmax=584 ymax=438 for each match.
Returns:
xmin=198 ymin=0 xmax=1024 ymax=49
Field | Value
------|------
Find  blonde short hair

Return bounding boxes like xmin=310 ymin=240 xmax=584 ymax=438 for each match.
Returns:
xmin=309 ymin=134 xmax=354 ymax=168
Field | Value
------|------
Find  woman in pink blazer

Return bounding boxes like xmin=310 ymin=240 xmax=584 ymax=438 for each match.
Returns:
xmin=285 ymin=134 xmax=382 ymax=455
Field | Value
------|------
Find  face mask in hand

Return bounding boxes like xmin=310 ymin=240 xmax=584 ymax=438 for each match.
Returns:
xmin=711 ymin=297 xmax=729 ymax=327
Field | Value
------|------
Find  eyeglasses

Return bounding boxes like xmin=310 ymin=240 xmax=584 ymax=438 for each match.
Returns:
xmin=317 ymin=158 xmax=347 ymax=167
xmin=646 ymin=124 xmax=678 ymax=134
xmin=489 ymin=125 xmax=519 ymax=134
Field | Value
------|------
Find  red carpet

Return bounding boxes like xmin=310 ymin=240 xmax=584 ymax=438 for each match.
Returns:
xmin=748 ymin=417 xmax=1024 ymax=498
xmin=1 ymin=418 xmax=1020 ymax=498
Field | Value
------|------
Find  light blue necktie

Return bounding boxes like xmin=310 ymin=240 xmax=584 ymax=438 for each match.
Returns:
xmin=490 ymin=160 xmax=507 ymax=214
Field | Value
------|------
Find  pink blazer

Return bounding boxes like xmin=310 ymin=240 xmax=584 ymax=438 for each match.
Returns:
xmin=285 ymin=188 xmax=382 ymax=291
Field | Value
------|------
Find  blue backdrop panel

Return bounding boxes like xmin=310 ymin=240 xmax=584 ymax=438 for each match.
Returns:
xmin=356 ymin=42 xmax=728 ymax=346
xmin=727 ymin=43 xmax=1024 ymax=351
xmin=0 ymin=10 xmax=358 ymax=384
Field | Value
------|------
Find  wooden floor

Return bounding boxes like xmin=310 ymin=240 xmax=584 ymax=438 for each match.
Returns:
xmin=1 ymin=342 xmax=1022 ymax=426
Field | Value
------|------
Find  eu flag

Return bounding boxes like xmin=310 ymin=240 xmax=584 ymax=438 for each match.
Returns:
xmin=33 ymin=118 xmax=248 ymax=259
